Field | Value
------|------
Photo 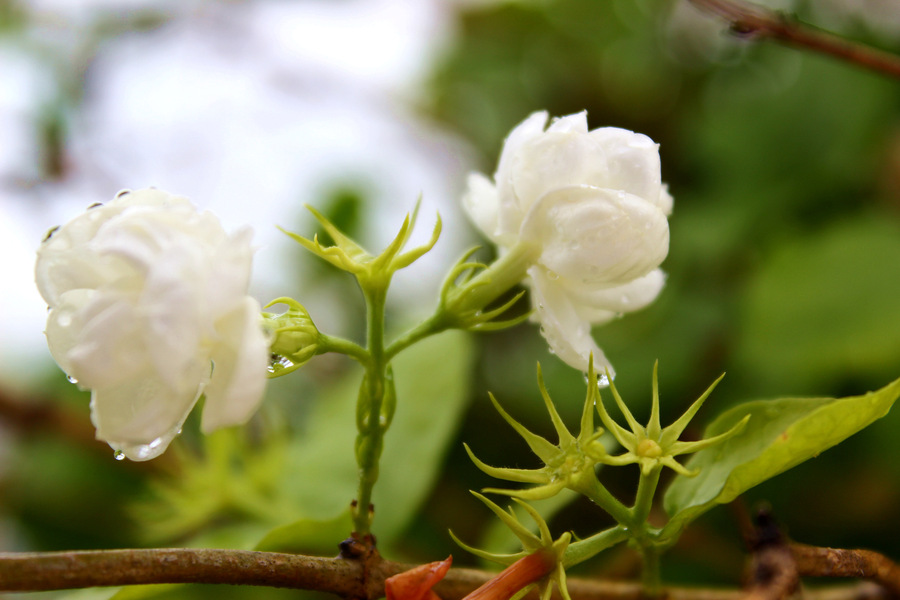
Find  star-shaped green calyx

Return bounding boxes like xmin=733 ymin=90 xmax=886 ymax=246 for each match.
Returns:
xmin=450 ymin=493 xmax=572 ymax=600
xmin=280 ymin=200 xmax=441 ymax=290
xmin=464 ymin=363 xmax=607 ymax=501
xmin=596 ymin=361 xmax=750 ymax=477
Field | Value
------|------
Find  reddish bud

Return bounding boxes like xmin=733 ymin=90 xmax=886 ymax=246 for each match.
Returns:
xmin=386 ymin=556 xmax=453 ymax=600
xmin=463 ymin=550 xmax=556 ymax=600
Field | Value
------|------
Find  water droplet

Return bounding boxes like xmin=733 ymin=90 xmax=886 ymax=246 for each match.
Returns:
xmin=57 ymin=312 xmax=73 ymax=327
xmin=87 ymin=202 xmax=103 ymax=209
xmin=584 ymin=371 xmax=611 ymax=389
xmin=116 ymin=189 xmax=131 ymax=198
xmin=547 ymin=271 xmax=560 ymax=281
xmin=267 ymin=354 xmax=295 ymax=374
xmin=113 ymin=450 xmax=126 ymax=461
xmin=66 ymin=374 xmax=78 ymax=384
xmin=42 ymin=225 xmax=60 ymax=242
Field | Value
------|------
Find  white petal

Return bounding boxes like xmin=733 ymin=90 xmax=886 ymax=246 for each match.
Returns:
xmin=566 ymin=269 xmax=667 ymax=318
xmin=510 ymin=132 xmax=611 ymax=215
xmin=529 ymin=267 xmax=615 ymax=378
xmin=65 ymin=291 xmax=148 ymax=388
xmin=141 ymin=249 xmax=206 ymax=391
xmin=494 ymin=111 xmax=549 ymax=238
xmin=462 ymin=172 xmax=502 ymax=243
xmin=589 ymin=127 xmax=663 ymax=204
xmin=521 ymin=186 xmax=670 ymax=287
xmin=90 ymin=370 xmax=200 ymax=461
xmin=547 ymin=111 xmax=588 ymax=134
xmin=201 ymin=297 xmax=268 ymax=433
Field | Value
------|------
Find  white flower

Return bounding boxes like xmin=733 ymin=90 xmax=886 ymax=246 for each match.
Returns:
xmin=35 ymin=188 xmax=269 ymax=461
xmin=462 ymin=111 xmax=672 ymax=377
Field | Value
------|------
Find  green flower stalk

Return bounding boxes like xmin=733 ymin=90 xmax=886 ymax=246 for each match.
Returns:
xmin=280 ymin=203 xmax=441 ymax=538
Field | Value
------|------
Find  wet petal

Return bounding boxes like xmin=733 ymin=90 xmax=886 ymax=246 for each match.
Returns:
xmin=522 ymin=186 xmax=669 ymax=287
xmin=201 ymin=297 xmax=269 ymax=433
xmin=90 ymin=370 xmax=200 ymax=461
xmin=529 ymin=267 xmax=614 ymax=377
xmin=462 ymin=172 xmax=502 ymax=243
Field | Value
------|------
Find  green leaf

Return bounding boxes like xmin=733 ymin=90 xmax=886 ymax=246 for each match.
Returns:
xmin=738 ymin=215 xmax=900 ymax=392
xmin=661 ymin=377 xmax=900 ymax=543
xmin=255 ymin=509 xmax=352 ymax=553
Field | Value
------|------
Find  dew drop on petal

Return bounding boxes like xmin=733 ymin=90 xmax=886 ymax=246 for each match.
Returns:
xmin=113 ymin=450 xmax=126 ymax=461
xmin=66 ymin=374 xmax=78 ymax=384
xmin=547 ymin=271 xmax=560 ymax=281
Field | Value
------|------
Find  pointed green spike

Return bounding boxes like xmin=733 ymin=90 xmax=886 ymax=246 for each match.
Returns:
xmin=557 ymin=562 xmax=573 ymax=600
xmin=482 ymin=480 xmax=568 ymax=502
xmin=464 ymin=444 xmax=549 ymax=484
xmin=471 ymin=492 xmax=541 ymax=546
xmin=513 ymin=498 xmax=551 ymax=544
xmin=536 ymin=364 xmax=574 ymax=445
xmin=489 ymin=393 xmax=560 ymax=464
xmin=393 ymin=212 xmax=442 ymax=270
xmin=599 ymin=453 xmax=639 ymax=467
xmin=668 ymin=414 xmax=751 ymax=457
xmin=468 ymin=310 xmax=531 ymax=332
xmin=304 ymin=205 xmax=369 ymax=259
xmin=472 ymin=290 xmax=527 ymax=323
xmin=448 ymin=529 xmax=523 ymax=566
xmin=647 ymin=361 xmax=662 ymax=439
xmin=371 ymin=213 xmax=412 ymax=270
xmin=606 ymin=370 xmax=643 ymax=435
xmin=594 ymin=389 xmax=635 ymax=449
xmin=659 ymin=456 xmax=698 ymax=477
xmin=439 ymin=247 xmax=482 ymax=298
xmin=538 ymin=583 xmax=553 ymax=600
xmin=577 ymin=362 xmax=598 ymax=444
xmin=659 ymin=372 xmax=726 ymax=448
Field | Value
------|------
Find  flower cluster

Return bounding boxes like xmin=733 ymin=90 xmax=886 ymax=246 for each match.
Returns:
xmin=462 ymin=111 xmax=672 ymax=377
xmin=35 ymin=189 xmax=269 ymax=461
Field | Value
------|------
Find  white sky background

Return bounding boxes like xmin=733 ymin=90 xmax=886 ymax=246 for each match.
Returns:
xmin=0 ymin=0 xmax=479 ymax=390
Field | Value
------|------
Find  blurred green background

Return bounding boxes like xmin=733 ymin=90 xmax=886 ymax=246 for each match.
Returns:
xmin=2 ymin=0 xmax=900 ymax=597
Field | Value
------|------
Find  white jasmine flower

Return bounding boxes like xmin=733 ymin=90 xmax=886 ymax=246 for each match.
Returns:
xmin=462 ymin=111 xmax=672 ymax=376
xmin=35 ymin=189 xmax=268 ymax=461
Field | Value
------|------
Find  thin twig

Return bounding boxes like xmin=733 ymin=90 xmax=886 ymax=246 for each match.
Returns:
xmin=0 ymin=547 xmax=891 ymax=600
xmin=688 ymin=0 xmax=900 ymax=79
xmin=792 ymin=544 xmax=900 ymax=598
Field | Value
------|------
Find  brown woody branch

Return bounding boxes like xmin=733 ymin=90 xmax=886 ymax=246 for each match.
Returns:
xmin=0 ymin=547 xmax=894 ymax=600
xmin=688 ymin=0 xmax=900 ymax=79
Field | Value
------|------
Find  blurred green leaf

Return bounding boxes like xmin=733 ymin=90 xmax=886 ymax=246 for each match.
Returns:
xmin=276 ymin=330 xmax=474 ymax=549
xmin=254 ymin=509 xmax=351 ymax=554
xmin=661 ymin=376 xmax=900 ymax=543
xmin=738 ymin=215 xmax=900 ymax=391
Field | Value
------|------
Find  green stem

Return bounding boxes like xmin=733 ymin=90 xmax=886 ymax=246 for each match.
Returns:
xmin=352 ymin=284 xmax=389 ymax=537
xmin=562 ymin=525 xmax=630 ymax=568
xmin=575 ymin=473 xmax=633 ymax=528
xmin=318 ymin=333 xmax=370 ymax=365
xmin=631 ymin=467 xmax=662 ymax=525
xmin=640 ymin=546 xmax=662 ymax=596
xmin=385 ymin=314 xmax=448 ymax=360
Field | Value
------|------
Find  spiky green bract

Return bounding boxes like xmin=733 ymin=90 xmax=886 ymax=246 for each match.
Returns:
xmin=466 ymin=363 xmax=609 ymax=502
xmin=280 ymin=200 xmax=441 ymax=290
xmin=451 ymin=492 xmax=573 ymax=600
xmin=595 ymin=361 xmax=750 ymax=477
xmin=436 ymin=241 xmax=540 ymax=332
